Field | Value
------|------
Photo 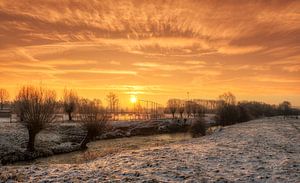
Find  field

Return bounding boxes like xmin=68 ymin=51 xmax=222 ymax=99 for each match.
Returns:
xmin=0 ymin=117 xmax=299 ymax=182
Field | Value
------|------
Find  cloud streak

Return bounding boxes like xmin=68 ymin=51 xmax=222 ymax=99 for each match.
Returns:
xmin=0 ymin=0 xmax=299 ymax=105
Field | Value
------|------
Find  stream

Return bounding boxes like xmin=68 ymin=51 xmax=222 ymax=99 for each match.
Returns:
xmin=14 ymin=133 xmax=192 ymax=166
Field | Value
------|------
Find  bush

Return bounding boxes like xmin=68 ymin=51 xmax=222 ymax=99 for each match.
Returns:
xmin=215 ymin=104 xmax=240 ymax=126
xmin=189 ymin=117 xmax=206 ymax=137
xmin=237 ymin=104 xmax=253 ymax=122
xmin=167 ymin=119 xmax=188 ymax=133
xmin=78 ymin=98 xmax=108 ymax=149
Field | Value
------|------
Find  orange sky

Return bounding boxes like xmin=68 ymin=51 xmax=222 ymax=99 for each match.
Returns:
xmin=0 ymin=0 xmax=299 ymax=106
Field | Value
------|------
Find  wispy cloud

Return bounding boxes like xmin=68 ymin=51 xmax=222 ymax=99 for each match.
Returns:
xmin=0 ymin=0 xmax=299 ymax=105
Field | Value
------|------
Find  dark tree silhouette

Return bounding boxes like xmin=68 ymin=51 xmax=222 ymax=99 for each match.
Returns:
xmin=0 ymin=88 xmax=9 ymax=110
xmin=191 ymin=102 xmax=200 ymax=118
xmin=197 ymin=104 xmax=206 ymax=118
xmin=189 ymin=117 xmax=207 ymax=137
xmin=106 ymin=92 xmax=119 ymax=120
xmin=216 ymin=92 xmax=239 ymax=126
xmin=15 ymin=86 xmax=57 ymax=151
xmin=178 ymin=101 xmax=185 ymax=119
xmin=219 ymin=92 xmax=236 ymax=105
xmin=278 ymin=101 xmax=292 ymax=119
xmin=63 ymin=89 xmax=78 ymax=121
xmin=79 ymin=98 xmax=108 ymax=149
xmin=185 ymin=101 xmax=193 ymax=118
xmin=167 ymin=99 xmax=179 ymax=119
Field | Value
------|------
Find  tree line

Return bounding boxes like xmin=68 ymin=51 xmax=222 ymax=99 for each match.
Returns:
xmin=0 ymin=87 xmax=299 ymax=151
xmin=0 ymin=86 xmax=113 ymax=151
xmin=166 ymin=92 xmax=299 ymax=125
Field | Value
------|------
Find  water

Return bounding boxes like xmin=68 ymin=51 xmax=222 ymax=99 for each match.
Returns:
xmin=16 ymin=133 xmax=192 ymax=165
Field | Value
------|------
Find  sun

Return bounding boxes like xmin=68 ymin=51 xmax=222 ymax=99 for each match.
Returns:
xmin=130 ymin=95 xmax=137 ymax=104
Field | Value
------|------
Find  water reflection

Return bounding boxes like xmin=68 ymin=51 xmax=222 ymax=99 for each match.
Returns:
xmin=16 ymin=133 xmax=192 ymax=165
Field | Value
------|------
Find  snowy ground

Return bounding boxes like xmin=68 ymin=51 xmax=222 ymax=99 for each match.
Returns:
xmin=0 ymin=118 xmax=192 ymax=164
xmin=0 ymin=117 xmax=299 ymax=182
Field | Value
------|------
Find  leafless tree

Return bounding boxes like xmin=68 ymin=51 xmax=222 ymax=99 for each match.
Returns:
xmin=177 ymin=101 xmax=185 ymax=119
xmin=106 ymin=92 xmax=119 ymax=120
xmin=63 ymin=89 xmax=78 ymax=121
xmin=219 ymin=92 xmax=236 ymax=105
xmin=0 ymin=88 xmax=9 ymax=110
xmin=78 ymin=98 xmax=108 ymax=149
xmin=167 ymin=99 xmax=179 ymax=119
xmin=278 ymin=101 xmax=292 ymax=119
xmin=191 ymin=102 xmax=199 ymax=118
xmin=185 ymin=100 xmax=193 ymax=118
xmin=197 ymin=104 xmax=206 ymax=118
xmin=15 ymin=86 xmax=57 ymax=151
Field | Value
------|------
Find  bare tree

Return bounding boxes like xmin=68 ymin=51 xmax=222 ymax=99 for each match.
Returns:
xmin=197 ymin=104 xmax=206 ymax=118
xmin=106 ymin=92 xmax=119 ymax=120
xmin=218 ymin=92 xmax=236 ymax=105
xmin=63 ymin=89 xmax=78 ymax=121
xmin=79 ymin=98 xmax=108 ymax=149
xmin=167 ymin=99 xmax=179 ymax=119
xmin=185 ymin=100 xmax=193 ymax=118
xmin=0 ymin=88 xmax=9 ymax=110
xmin=191 ymin=102 xmax=199 ymax=118
xmin=15 ymin=86 xmax=57 ymax=151
xmin=278 ymin=101 xmax=292 ymax=119
xmin=177 ymin=101 xmax=185 ymax=119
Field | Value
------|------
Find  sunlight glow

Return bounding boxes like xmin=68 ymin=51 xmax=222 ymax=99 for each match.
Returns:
xmin=130 ymin=95 xmax=137 ymax=104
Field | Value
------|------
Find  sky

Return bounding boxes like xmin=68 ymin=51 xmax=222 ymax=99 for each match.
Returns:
xmin=0 ymin=0 xmax=299 ymax=107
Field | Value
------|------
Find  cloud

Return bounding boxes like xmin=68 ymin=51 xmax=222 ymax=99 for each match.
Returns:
xmin=218 ymin=45 xmax=264 ymax=55
xmin=0 ymin=0 xmax=299 ymax=105
xmin=132 ymin=61 xmax=205 ymax=71
xmin=283 ymin=65 xmax=300 ymax=72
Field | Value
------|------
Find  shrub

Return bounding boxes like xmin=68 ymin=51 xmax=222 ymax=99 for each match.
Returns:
xmin=0 ymin=88 xmax=9 ymax=110
xmin=167 ymin=119 xmax=187 ymax=133
xmin=278 ymin=101 xmax=292 ymax=119
xmin=189 ymin=117 xmax=206 ymax=137
xmin=237 ymin=104 xmax=253 ymax=122
xmin=78 ymin=99 xmax=108 ymax=149
xmin=15 ymin=86 xmax=57 ymax=151
xmin=215 ymin=104 xmax=240 ymax=126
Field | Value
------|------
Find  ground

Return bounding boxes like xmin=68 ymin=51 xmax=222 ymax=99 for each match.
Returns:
xmin=0 ymin=117 xmax=299 ymax=182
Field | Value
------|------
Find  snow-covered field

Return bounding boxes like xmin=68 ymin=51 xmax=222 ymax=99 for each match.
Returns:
xmin=0 ymin=117 xmax=299 ymax=182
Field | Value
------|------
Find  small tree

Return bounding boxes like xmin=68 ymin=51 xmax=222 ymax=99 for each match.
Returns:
xmin=215 ymin=92 xmax=239 ymax=126
xmin=219 ymin=92 xmax=236 ymax=105
xmin=79 ymin=98 xmax=108 ymax=149
xmin=178 ymin=102 xmax=185 ymax=119
xmin=167 ymin=99 xmax=179 ymax=119
xmin=63 ymin=89 xmax=78 ymax=121
xmin=189 ymin=117 xmax=206 ymax=137
xmin=237 ymin=103 xmax=252 ymax=122
xmin=185 ymin=100 xmax=193 ymax=118
xmin=278 ymin=101 xmax=292 ymax=119
xmin=0 ymin=88 xmax=9 ymax=110
xmin=197 ymin=105 xmax=206 ymax=118
xmin=215 ymin=103 xmax=240 ymax=126
xmin=106 ymin=92 xmax=119 ymax=120
xmin=16 ymin=86 xmax=57 ymax=151
xmin=191 ymin=102 xmax=199 ymax=118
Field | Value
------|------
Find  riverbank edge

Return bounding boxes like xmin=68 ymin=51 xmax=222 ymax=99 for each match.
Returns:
xmin=1 ymin=118 xmax=214 ymax=165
